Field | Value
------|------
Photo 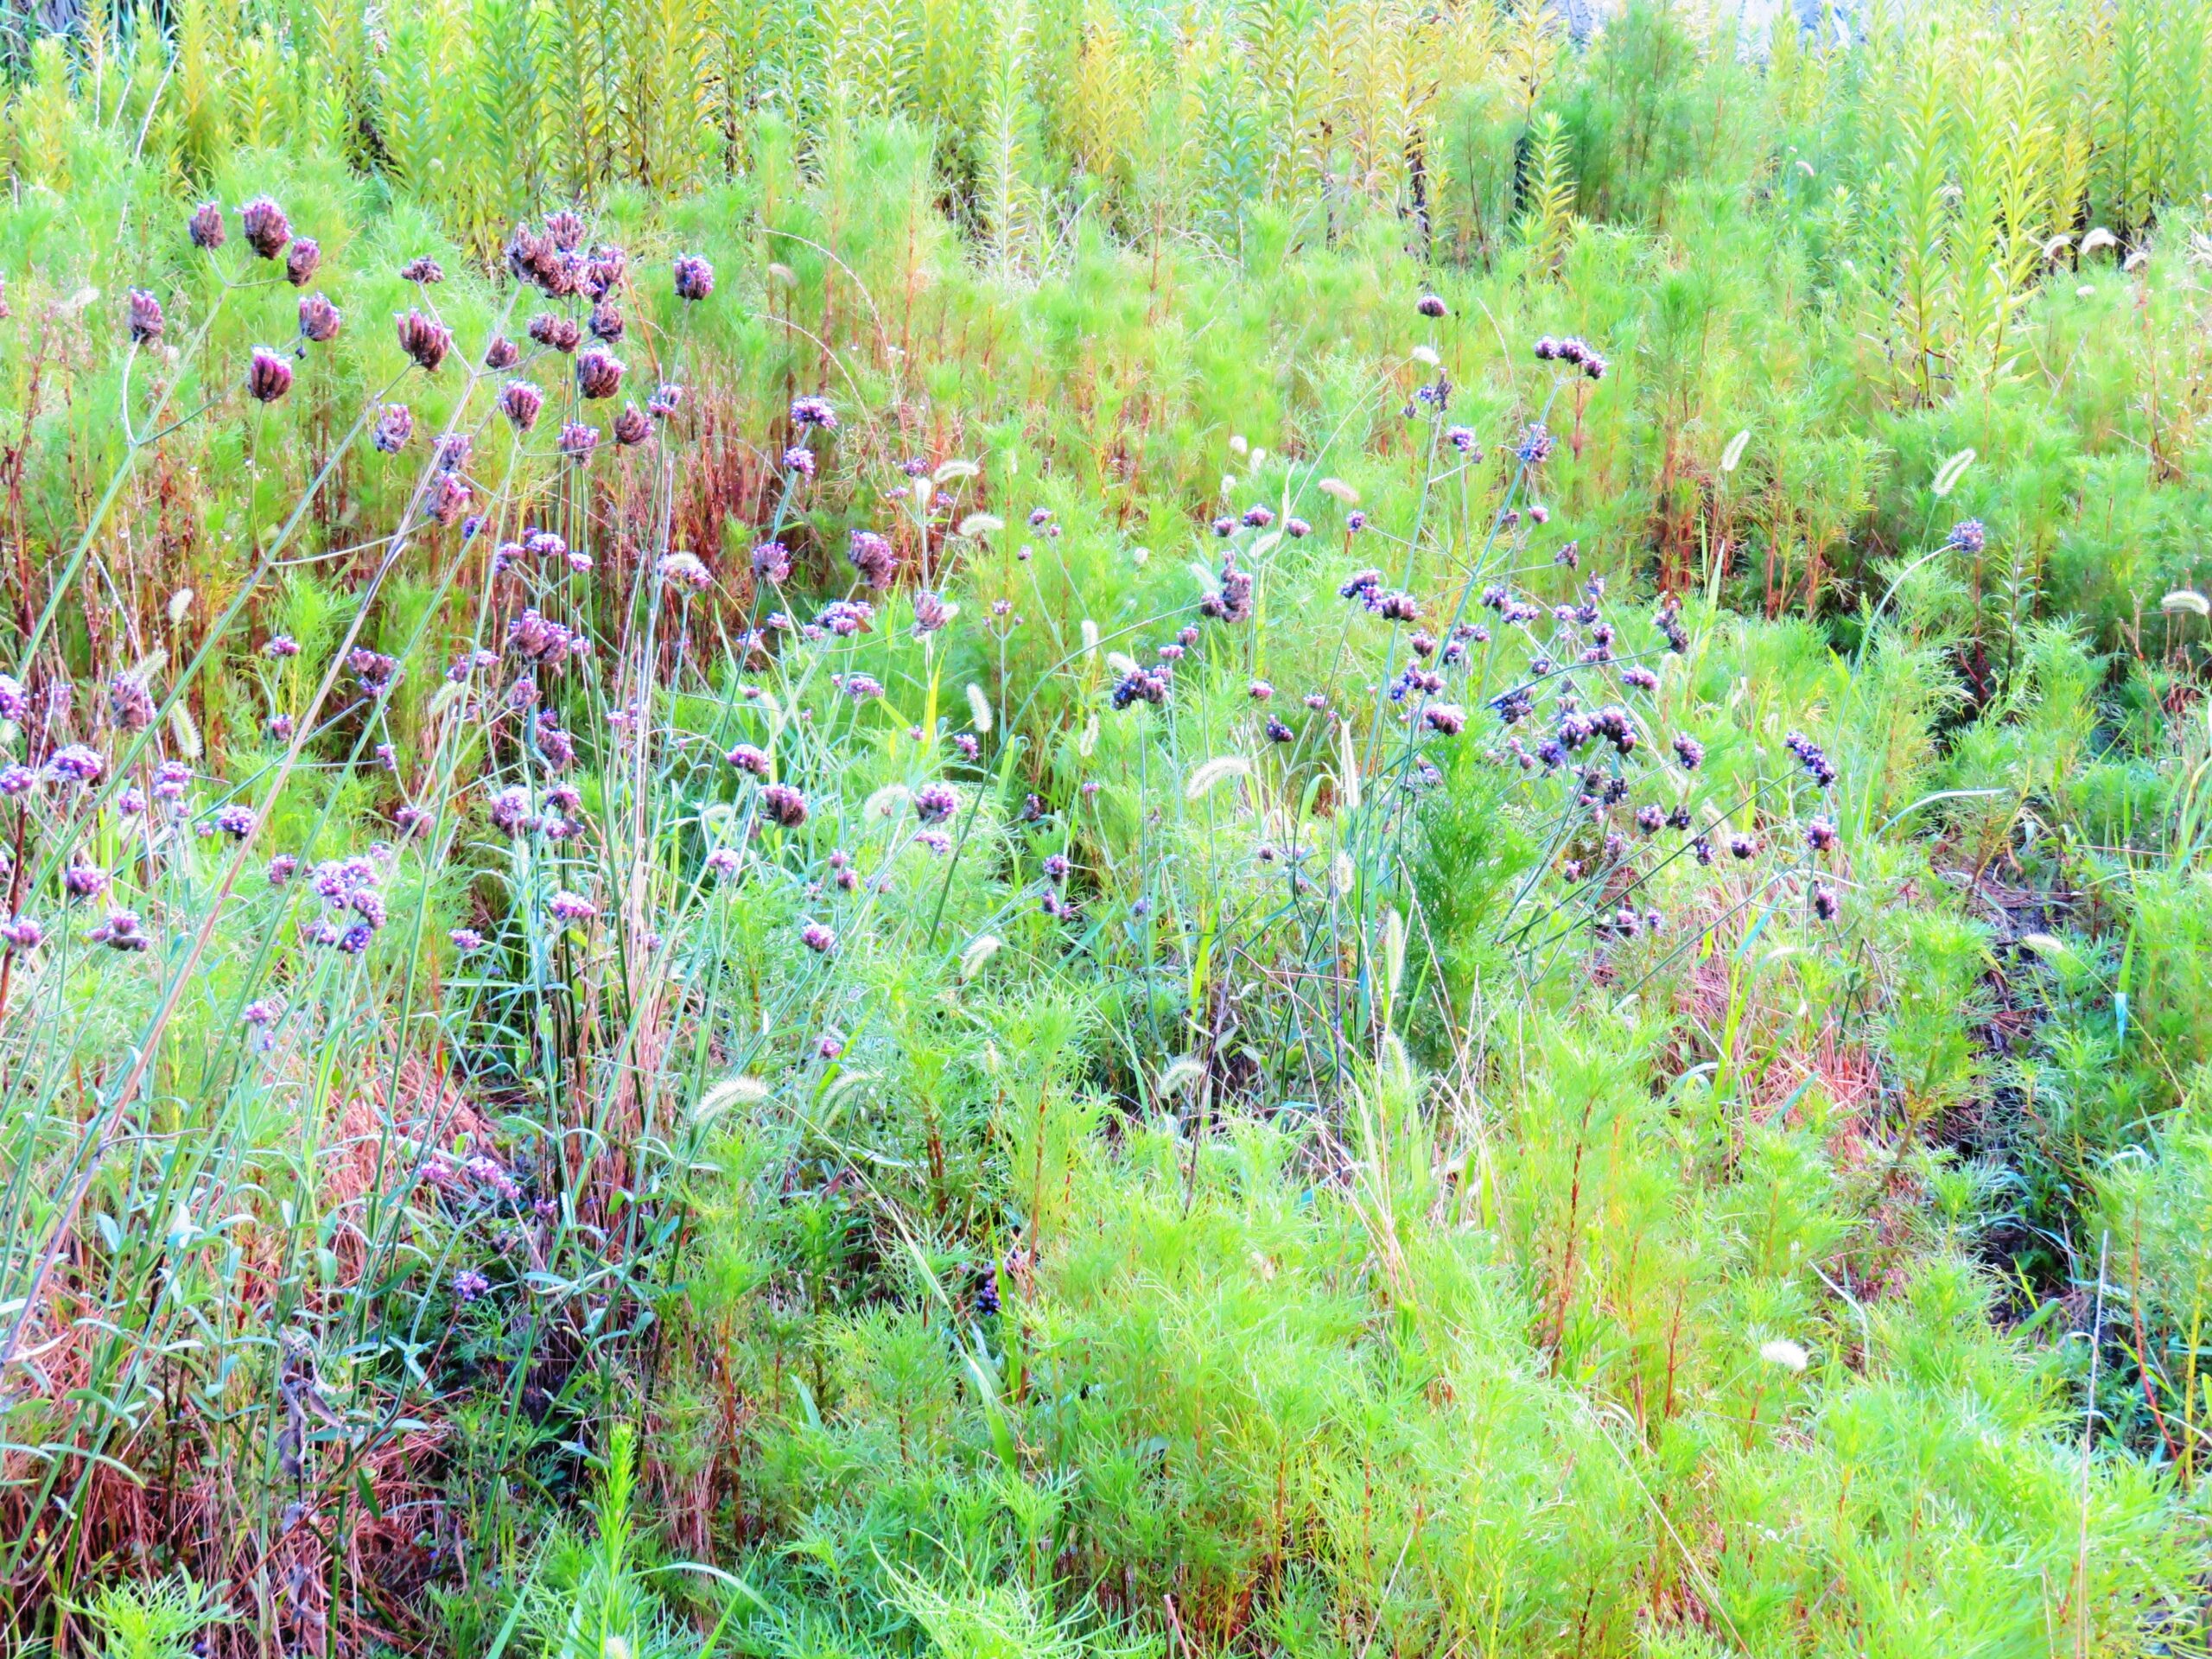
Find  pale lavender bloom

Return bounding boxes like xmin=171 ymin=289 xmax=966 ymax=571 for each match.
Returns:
xmin=454 ymin=1269 xmax=491 ymax=1302
xmin=790 ymin=396 xmax=836 ymax=431
xmin=48 ymin=745 xmax=104 ymax=785
xmin=705 ymin=848 xmax=741 ymax=878
xmin=658 ymin=551 xmax=712 ymax=592
xmin=0 ymin=765 xmax=34 ymax=797
xmin=913 ymin=784 xmax=957 ymax=824
xmin=450 ymin=926 xmax=485 ymax=952
xmin=800 ymin=921 xmax=836 ymax=954
xmin=548 ymin=889 xmax=595 ymax=924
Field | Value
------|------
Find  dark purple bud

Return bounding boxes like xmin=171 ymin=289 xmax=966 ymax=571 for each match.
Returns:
xmin=246 ymin=347 xmax=294 ymax=402
xmin=240 ymin=196 xmax=291 ymax=259
xmin=298 ymin=293 xmax=342 ymax=343
xmin=527 ymin=313 xmax=581 ymax=353
xmin=399 ymin=255 xmax=445 ymax=284
xmin=284 ymin=237 xmax=321 ymax=287
xmin=188 ymin=200 xmax=226 ymax=251
xmin=397 ymin=308 xmax=451 ymax=372
xmin=499 ymin=380 xmax=544 ymax=432
xmin=484 ymin=335 xmax=520 ymax=370
xmin=575 ymin=347 xmax=624 ymax=400
xmin=126 ymin=288 xmax=164 ymax=344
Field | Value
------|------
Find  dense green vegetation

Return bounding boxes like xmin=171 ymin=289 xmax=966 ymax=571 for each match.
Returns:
xmin=5 ymin=0 xmax=2212 ymax=1653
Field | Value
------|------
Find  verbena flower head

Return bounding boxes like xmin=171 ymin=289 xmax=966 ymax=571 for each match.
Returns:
xmin=1947 ymin=518 xmax=1987 ymax=555
xmin=672 ymin=254 xmax=715 ymax=301
xmin=397 ymin=309 xmax=451 ymax=372
xmin=450 ymin=927 xmax=484 ymax=952
xmin=48 ymin=744 xmax=103 ymax=784
xmin=499 ymin=380 xmax=544 ymax=432
xmin=399 ymin=255 xmax=444 ymax=284
xmin=914 ymin=784 xmax=957 ymax=823
xmin=1417 ymin=294 xmax=1448 ymax=318
xmin=528 ymin=313 xmax=581 ymax=353
xmin=484 ymin=335 xmax=520 ymax=370
xmin=93 ymin=908 xmax=149 ymax=950
xmin=760 ymin=783 xmax=808 ymax=827
xmin=791 ymin=396 xmax=837 ymax=431
xmin=372 ymin=404 xmax=415 ymax=454
xmin=298 ymin=293 xmax=341 ymax=343
xmin=849 ymin=530 xmax=895 ymax=589
xmin=575 ymin=347 xmax=624 ymax=400
xmin=285 ymin=238 xmax=321 ymax=287
xmin=801 ymin=921 xmax=836 ymax=954
xmin=548 ymin=889 xmax=595 ymax=924
xmin=188 ymin=201 xmax=226 ymax=250
xmin=658 ymin=551 xmax=712 ymax=592
xmin=612 ymin=404 xmax=651 ymax=446
xmin=588 ymin=302 xmax=625 ymax=344
xmin=246 ymin=348 xmax=294 ymax=402
xmin=557 ymin=423 xmax=600 ymax=462
xmin=240 ymin=196 xmax=290 ymax=259
xmin=126 ymin=289 xmax=164 ymax=344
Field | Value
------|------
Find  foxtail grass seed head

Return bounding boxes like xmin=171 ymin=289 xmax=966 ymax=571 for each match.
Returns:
xmin=298 ymin=293 xmax=341 ymax=342
xmin=188 ymin=200 xmax=226 ymax=250
xmin=246 ymin=347 xmax=294 ymax=402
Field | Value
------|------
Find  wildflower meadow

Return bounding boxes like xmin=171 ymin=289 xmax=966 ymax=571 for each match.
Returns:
xmin=5 ymin=0 xmax=2212 ymax=1652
